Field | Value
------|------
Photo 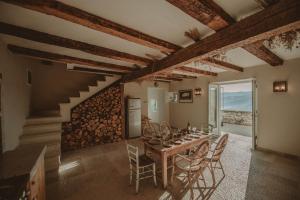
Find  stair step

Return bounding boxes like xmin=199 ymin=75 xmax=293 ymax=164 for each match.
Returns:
xmin=45 ymin=155 xmax=60 ymax=171
xmin=31 ymin=110 xmax=61 ymax=117
xmin=20 ymin=131 xmax=61 ymax=144
xmin=25 ymin=116 xmax=62 ymax=125
xmin=23 ymin=123 xmax=61 ymax=135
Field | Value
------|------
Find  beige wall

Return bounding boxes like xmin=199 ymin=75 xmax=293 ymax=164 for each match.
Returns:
xmin=124 ymin=81 xmax=169 ymax=122
xmin=0 ymin=40 xmax=31 ymax=152
xmin=170 ymin=58 xmax=300 ymax=156
xmin=30 ymin=61 xmax=103 ymax=113
xmin=170 ymin=78 xmax=210 ymax=129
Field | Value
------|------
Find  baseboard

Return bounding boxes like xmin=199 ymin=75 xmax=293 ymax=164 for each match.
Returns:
xmin=256 ymin=146 xmax=300 ymax=160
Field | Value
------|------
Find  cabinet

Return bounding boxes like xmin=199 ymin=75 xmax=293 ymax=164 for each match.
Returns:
xmin=28 ymin=156 xmax=45 ymax=200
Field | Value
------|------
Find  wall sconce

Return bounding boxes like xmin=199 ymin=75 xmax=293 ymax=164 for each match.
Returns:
xmin=273 ymin=81 xmax=288 ymax=92
xmin=194 ymin=88 xmax=202 ymax=96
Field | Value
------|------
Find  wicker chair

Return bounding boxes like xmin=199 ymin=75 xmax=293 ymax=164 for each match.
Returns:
xmin=206 ymin=134 xmax=229 ymax=188
xmin=126 ymin=144 xmax=157 ymax=193
xmin=171 ymin=140 xmax=210 ymax=199
xmin=160 ymin=121 xmax=172 ymax=141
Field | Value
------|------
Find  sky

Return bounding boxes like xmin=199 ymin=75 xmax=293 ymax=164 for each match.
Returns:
xmin=221 ymin=82 xmax=252 ymax=93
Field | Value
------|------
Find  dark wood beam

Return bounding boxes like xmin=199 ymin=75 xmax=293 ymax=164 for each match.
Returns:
xmin=123 ymin=0 xmax=300 ymax=82
xmin=153 ymin=79 xmax=171 ymax=83
xmin=167 ymin=0 xmax=284 ymax=66
xmin=255 ymin=0 xmax=279 ymax=8
xmin=167 ymin=0 xmax=235 ymax=31
xmin=7 ymin=45 xmax=133 ymax=72
xmin=69 ymin=66 xmax=124 ymax=76
xmin=176 ymin=66 xmax=218 ymax=76
xmin=242 ymin=41 xmax=283 ymax=66
xmin=171 ymin=74 xmax=198 ymax=79
xmin=201 ymin=58 xmax=244 ymax=72
xmin=0 ymin=22 xmax=152 ymax=66
xmin=1 ymin=0 xmax=181 ymax=53
xmin=153 ymin=76 xmax=183 ymax=81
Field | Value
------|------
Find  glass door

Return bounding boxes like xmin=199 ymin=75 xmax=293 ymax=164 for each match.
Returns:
xmin=208 ymin=84 xmax=220 ymax=135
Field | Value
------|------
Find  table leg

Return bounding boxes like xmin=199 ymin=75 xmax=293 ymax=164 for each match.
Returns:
xmin=162 ymin=153 xmax=168 ymax=189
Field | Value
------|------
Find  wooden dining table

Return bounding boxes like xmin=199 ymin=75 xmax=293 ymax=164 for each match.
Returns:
xmin=144 ymin=134 xmax=209 ymax=189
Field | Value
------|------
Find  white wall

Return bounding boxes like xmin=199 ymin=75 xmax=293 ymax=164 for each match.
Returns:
xmin=170 ymin=58 xmax=300 ymax=157
xmin=124 ymin=81 xmax=169 ymax=122
xmin=0 ymin=40 xmax=32 ymax=152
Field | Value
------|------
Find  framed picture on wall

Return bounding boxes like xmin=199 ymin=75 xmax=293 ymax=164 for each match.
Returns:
xmin=179 ymin=90 xmax=193 ymax=103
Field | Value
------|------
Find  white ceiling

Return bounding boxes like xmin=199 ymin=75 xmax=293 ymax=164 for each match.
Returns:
xmin=0 ymin=0 xmax=299 ymax=73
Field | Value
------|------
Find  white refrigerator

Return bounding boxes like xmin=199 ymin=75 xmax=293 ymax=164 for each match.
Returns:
xmin=126 ymin=98 xmax=141 ymax=138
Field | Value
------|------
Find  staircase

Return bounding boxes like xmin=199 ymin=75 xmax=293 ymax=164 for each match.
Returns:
xmin=20 ymin=115 xmax=62 ymax=171
xmin=59 ymin=76 xmax=118 ymax=122
xmin=20 ymin=76 xmax=120 ymax=172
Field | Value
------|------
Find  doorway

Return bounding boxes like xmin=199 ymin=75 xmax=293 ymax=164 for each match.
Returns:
xmin=209 ymin=79 xmax=257 ymax=149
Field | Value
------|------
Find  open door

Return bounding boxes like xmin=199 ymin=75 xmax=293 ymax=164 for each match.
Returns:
xmin=208 ymin=84 xmax=220 ymax=135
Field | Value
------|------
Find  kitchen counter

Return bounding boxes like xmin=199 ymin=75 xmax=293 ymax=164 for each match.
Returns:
xmin=0 ymin=144 xmax=47 ymax=200
xmin=0 ymin=144 xmax=47 ymax=179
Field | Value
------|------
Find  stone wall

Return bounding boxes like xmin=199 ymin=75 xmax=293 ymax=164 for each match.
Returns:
xmin=61 ymin=83 xmax=124 ymax=152
xmin=221 ymin=110 xmax=252 ymax=126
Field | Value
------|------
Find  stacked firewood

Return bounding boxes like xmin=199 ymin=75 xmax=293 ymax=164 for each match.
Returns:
xmin=62 ymin=85 xmax=123 ymax=152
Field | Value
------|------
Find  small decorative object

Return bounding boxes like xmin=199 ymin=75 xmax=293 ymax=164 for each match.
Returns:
xmin=273 ymin=81 xmax=288 ymax=92
xmin=167 ymin=92 xmax=178 ymax=103
xmin=179 ymin=90 xmax=193 ymax=103
xmin=194 ymin=88 xmax=202 ymax=96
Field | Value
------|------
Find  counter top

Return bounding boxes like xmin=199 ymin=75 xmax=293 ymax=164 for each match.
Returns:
xmin=0 ymin=144 xmax=47 ymax=179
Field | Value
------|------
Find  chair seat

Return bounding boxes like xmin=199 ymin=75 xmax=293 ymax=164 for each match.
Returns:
xmin=139 ymin=155 xmax=155 ymax=166
xmin=206 ymin=151 xmax=220 ymax=162
xmin=175 ymin=157 xmax=202 ymax=172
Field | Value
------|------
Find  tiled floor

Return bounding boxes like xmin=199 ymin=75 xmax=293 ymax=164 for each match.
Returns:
xmin=221 ymin=123 xmax=252 ymax=137
xmin=46 ymin=134 xmax=300 ymax=200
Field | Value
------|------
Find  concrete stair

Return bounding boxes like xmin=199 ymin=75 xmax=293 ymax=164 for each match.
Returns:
xmin=21 ymin=76 xmax=120 ymax=172
xmin=20 ymin=115 xmax=62 ymax=172
xmin=59 ymin=76 xmax=118 ymax=122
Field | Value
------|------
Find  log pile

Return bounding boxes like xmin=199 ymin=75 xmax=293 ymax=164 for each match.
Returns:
xmin=62 ymin=84 xmax=124 ymax=152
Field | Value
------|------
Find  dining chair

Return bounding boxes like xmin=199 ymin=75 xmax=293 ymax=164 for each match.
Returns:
xmin=126 ymin=144 xmax=157 ymax=193
xmin=142 ymin=122 xmax=156 ymax=138
xmin=206 ymin=134 xmax=229 ymax=188
xmin=171 ymin=140 xmax=210 ymax=199
xmin=160 ymin=121 xmax=172 ymax=141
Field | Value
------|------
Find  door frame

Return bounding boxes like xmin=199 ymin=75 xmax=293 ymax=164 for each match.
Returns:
xmin=209 ymin=78 xmax=257 ymax=150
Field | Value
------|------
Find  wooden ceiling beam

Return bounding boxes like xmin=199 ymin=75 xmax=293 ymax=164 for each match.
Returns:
xmin=69 ymin=66 xmax=123 ymax=76
xmin=171 ymin=74 xmax=198 ymax=79
xmin=176 ymin=66 xmax=218 ymax=76
xmin=7 ymin=45 xmax=132 ymax=73
xmin=0 ymin=22 xmax=152 ymax=66
xmin=201 ymin=58 xmax=244 ymax=72
xmin=255 ymin=0 xmax=279 ymax=8
xmin=167 ymin=0 xmax=284 ymax=66
xmin=167 ymin=0 xmax=235 ymax=31
xmin=1 ymin=0 xmax=181 ymax=53
xmin=123 ymin=0 xmax=300 ymax=82
xmin=242 ymin=41 xmax=283 ymax=66
xmin=153 ymin=76 xmax=183 ymax=81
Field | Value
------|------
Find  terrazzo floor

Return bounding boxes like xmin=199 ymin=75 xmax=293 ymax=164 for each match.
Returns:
xmin=46 ymin=134 xmax=300 ymax=200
